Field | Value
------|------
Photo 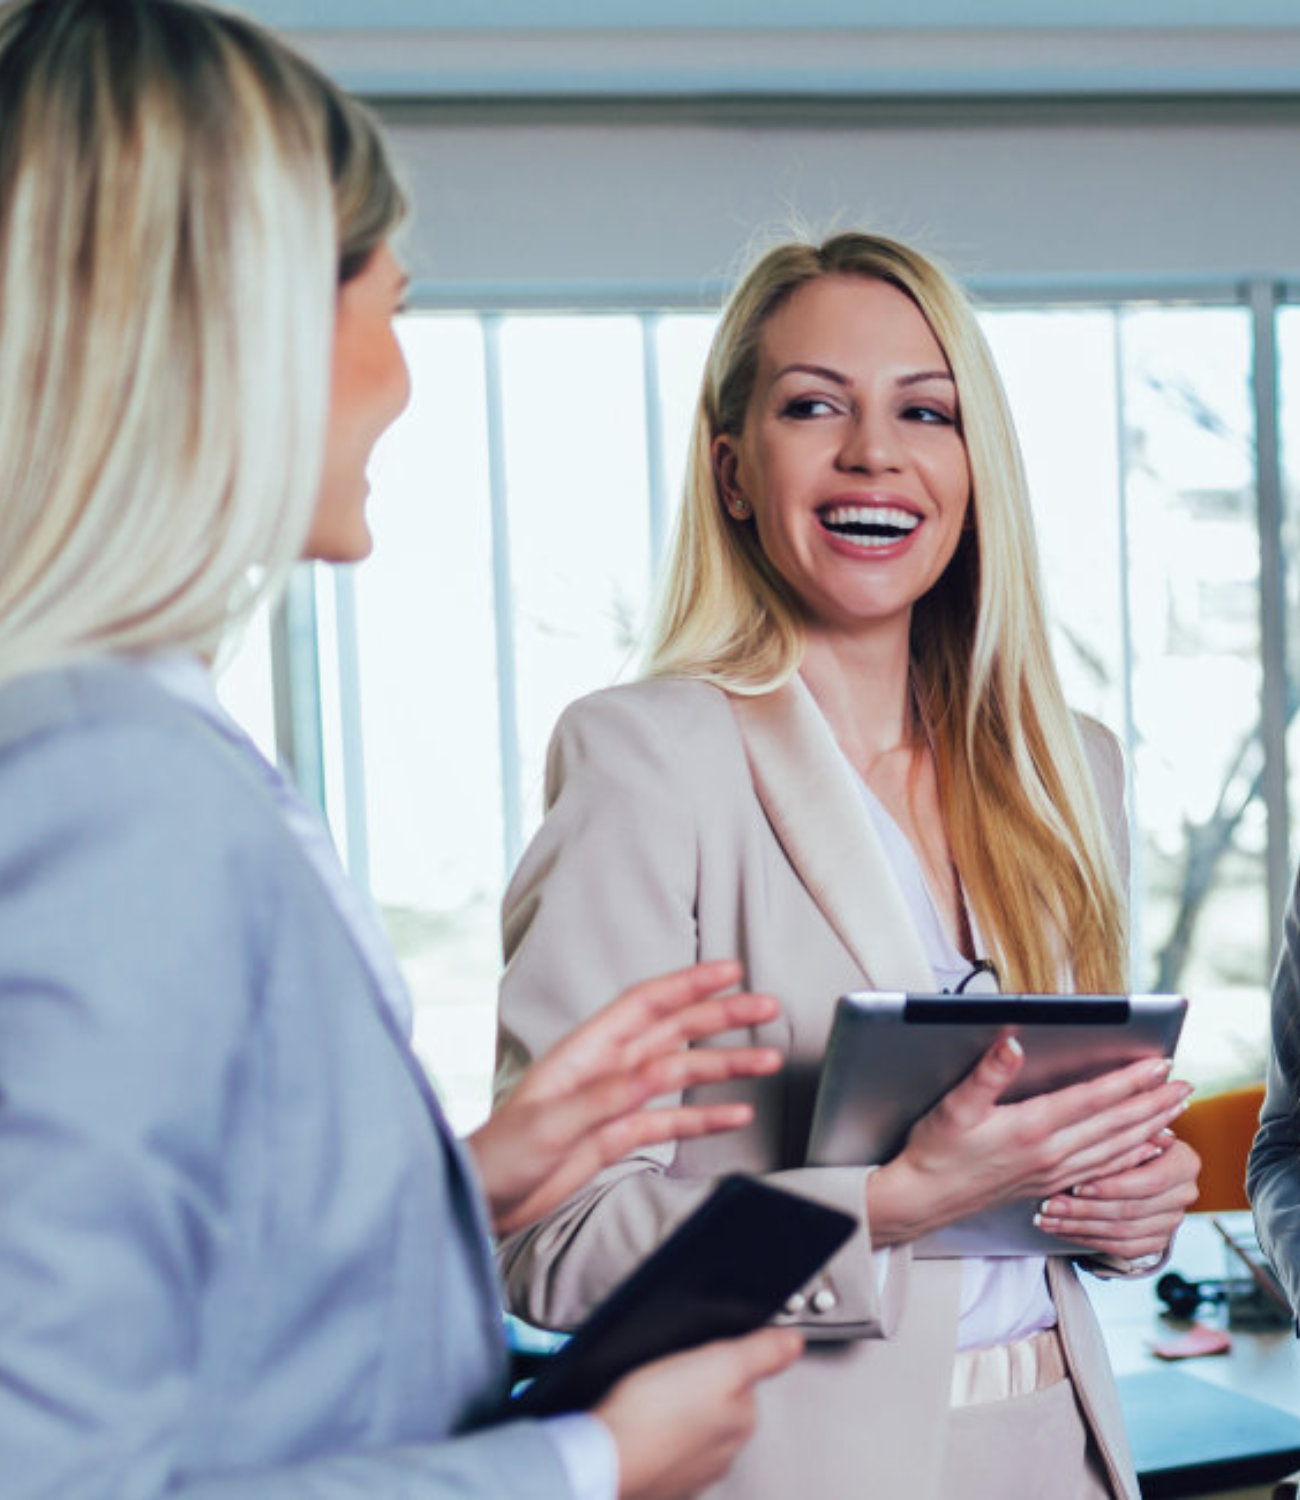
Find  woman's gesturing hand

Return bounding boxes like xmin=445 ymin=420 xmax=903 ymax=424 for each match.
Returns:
xmin=468 ymin=959 xmax=783 ymax=1236
xmin=596 ymin=1327 xmax=804 ymax=1500
xmin=867 ymin=1034 xmax=1193 ymax=1246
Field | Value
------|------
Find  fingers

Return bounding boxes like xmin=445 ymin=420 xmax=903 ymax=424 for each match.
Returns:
xmin=1001 ymin=1062 xmax=1190 ymax=1182
xmin=492 ymin=1095 xmax=761 ymax=1236
xmin=1032 ymin=1085 xmax=1192 ymax=1193
xmin=1038 ymin=1176 xmax=1195 ymax=1232
xmin=635 ymin=1043 xmax=783 ymax=1097
xmin=1042 ymin=1056 xmax=1182 ymax=1121
xmin=530 ymin=1043 xmax=777 ymax=1162
xmin=522 ymin=962 xmax=748 ymax=1098
xmin=622 ymin=990 xmax=782 ymax=1069
xmin=1034 ymin=1140 xmax=1199 ymax=1251
xmin=597 ymin=1324 xmax=801 ymax=1499
xmin=1064 ymin=1135 xmax=1168 ymax=1185
xmin=655 ymin=1327 xmax=803 ymax=1394
xmin=1036 ymin=1210 xmax=1184 ymax=1258
xmin=598 ymin=1102 xmax=757 ymax=1158
xmin=940 ymin=1033 xmax=1026 ymax=1126
xmin=515 ymin=960 xmax=781 ymax=1108
xmin=1072 ymin=1136 xmax=1200 ymax=1201
xmin=711 ymin=1326 xmax=805 ymax=1386
xmin=581 ymin=960 xmax=749 ymax=1052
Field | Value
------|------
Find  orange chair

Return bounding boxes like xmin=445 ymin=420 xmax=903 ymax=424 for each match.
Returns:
xmin=1169 ymin=1082 xmax=1266 ymax=1213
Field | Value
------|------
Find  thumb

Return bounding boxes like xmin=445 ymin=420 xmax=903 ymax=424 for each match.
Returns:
xmin=725 ymin=1327 xmax=804 ymax=1386
xmin=954 ymin=1032 xmax=1025 ymax=1113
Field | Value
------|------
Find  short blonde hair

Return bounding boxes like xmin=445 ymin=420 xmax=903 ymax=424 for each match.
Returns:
xmin=648 ymin=232 xmax=1127 ymax=992
xmin=0 ymin=0 xmax=405 ymax=683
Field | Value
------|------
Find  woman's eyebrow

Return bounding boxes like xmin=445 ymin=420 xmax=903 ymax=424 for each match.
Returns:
xmin=898 ymin=370 xmax=955 ymax=387
xmin=771 ymin=362 xmax=849 ymax=387
xmin=769 ymin=363 xmax=955 ymax=389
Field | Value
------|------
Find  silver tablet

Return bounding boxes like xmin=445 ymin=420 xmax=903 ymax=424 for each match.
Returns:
xmin=806 ymin=991 xmax=1188 ymax=1256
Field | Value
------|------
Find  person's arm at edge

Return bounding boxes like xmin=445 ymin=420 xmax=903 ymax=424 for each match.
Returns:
xmin=1249 ymin=868 xmax=1300 ymax=1323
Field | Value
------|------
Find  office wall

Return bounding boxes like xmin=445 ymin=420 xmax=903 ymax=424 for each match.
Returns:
xmin=224 ymin=3 xmax=1300 ymax=300
xmin=378 ymin=101 xmax=1300 ymax=303
xmin=247 ymin=2 xmax=1300 ymax=32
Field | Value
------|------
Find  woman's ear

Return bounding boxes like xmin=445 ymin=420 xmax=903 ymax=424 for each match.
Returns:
xmin=712 ymin=434 xmax=752 ymax=520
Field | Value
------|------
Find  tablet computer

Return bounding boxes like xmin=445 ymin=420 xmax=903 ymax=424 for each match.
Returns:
xmin=805 ymin=991 xmax=1187 ymax=1256
xmin=509 ymin=1175 xmax=856 ymax=1417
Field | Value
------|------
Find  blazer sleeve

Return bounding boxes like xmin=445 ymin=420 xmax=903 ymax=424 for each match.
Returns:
xmin=495 ymin=689 xmax=894 ymax=1343
xmin=1248 ymin=868 xmax=1300 ymax=1320
xmin=0 ymin=719 xmax=572 ymax=1500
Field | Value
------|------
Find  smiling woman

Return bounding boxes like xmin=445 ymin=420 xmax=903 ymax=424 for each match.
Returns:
xmin=492 ymin=230 xmax=1200 ymax=1500
xmin=711 ymin=275 xmax=970 ymax=654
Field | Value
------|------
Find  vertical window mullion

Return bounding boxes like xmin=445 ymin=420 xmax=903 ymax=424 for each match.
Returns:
xmin=1251 ymin=278 xmax=1291 ymax=959
xmin=482 ymin=313 xmax=523 ymax=874
xmin=332 ymin=566 xmax=371 ymax=892
xmin=270 ymin=564 xmax=327 ymax=812
xmin=641 ymin=311 xmax=668 ymax=573
xmin=1112 ymin=307 xmax=1145 ymax=982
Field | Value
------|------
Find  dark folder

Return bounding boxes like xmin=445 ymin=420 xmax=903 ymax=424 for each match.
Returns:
xmin=509 ymin=1175 xmax=855 ymax=1418
xmin=1118 ymin=1368 xmax=1300 ymax=1498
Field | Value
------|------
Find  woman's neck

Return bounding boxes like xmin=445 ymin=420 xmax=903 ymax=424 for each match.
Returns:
xmin=799 ymin=624 xmax=914 ymax=777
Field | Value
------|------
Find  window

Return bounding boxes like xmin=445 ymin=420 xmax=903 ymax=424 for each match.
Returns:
xmin=987 ymin=305 xmax=1270 ymax=1085
xmin=266 ymin=289 xmax=1292 ymax=1131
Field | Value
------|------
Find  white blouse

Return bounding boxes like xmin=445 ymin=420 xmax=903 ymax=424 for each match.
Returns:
xmin=855 ymin=778 xmax=1057 ymax=1352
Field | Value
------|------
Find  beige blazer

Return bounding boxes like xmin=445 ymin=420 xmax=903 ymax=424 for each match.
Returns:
xmin=496 ymin=674 xmax=1138 ymax=1500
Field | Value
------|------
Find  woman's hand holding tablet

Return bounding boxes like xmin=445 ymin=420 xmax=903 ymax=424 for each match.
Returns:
xmin=866 ymin=1037 xmax=1194 ymax=1251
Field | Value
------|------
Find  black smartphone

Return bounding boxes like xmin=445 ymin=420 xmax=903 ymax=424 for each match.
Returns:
xmin=509 ymin=1175 xmax=856 ymax=1417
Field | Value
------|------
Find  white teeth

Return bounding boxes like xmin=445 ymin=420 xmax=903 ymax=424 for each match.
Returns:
xmin=821 ymin=505 xmax=921 ymax=545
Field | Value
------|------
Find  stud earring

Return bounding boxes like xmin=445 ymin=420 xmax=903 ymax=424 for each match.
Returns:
xmin=729 ymin=497 xmax=752 ymax=519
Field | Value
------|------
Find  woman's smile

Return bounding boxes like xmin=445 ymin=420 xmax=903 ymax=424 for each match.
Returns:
xmin=818 ymin=498 xmax=924 ymax=553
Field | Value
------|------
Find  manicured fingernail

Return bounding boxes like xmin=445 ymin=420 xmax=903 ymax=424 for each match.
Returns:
xmin=1001 ymin=1036 xmax=1024 ymax=1062
xmin=1149 ymin=1059 xmax=1173 ymax=1080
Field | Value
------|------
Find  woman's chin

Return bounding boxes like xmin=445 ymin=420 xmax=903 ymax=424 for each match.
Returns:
xmin=302 ymin=517 xmax=375 ymax=565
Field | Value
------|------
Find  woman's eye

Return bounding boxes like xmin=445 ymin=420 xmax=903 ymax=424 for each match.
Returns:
xmin=903 ymin=403 xmax=955 ymax=426
xmin=783 ymin=395 xmax=837 ymax=419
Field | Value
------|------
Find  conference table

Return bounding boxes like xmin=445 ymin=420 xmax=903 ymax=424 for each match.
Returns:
xmin=1088 ymin=1213 xmax=1300 ymax=1499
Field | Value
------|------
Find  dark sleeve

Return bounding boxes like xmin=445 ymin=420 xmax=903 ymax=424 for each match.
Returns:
xmin=1248 ymin=869 xmax=1300 ymax=1323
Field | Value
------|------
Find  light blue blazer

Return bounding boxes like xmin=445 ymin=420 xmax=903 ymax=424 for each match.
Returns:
xmin=0 ymin=660 xmax=570 ymax=1498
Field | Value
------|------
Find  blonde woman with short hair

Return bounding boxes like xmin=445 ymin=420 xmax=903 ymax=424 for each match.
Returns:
xmin=0 ymin=4 xmax=806 ymax=1496
xmin=496 ymin=232 xmax=1199 ymax=1499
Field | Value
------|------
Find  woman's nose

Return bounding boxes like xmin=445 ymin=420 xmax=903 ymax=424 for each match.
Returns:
xmin=835 ymin=411 xmax=900 ymax=474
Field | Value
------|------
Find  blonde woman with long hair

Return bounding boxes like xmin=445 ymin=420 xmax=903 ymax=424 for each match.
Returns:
xmin=0 ymin=4 xmax=810 ymax=1496
xmin=495 ymin=232 xmax=1199 ymax=1499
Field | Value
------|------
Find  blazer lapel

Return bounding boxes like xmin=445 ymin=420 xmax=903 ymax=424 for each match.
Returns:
xmin=730 ymin=676 xmax=935 ymax=990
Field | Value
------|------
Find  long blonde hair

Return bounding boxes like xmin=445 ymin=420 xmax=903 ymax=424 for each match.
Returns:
xmin=0 ymin=0 xmax=405 ymax=684
xmin=647 ymin=231 xmax=1127 ymax=993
